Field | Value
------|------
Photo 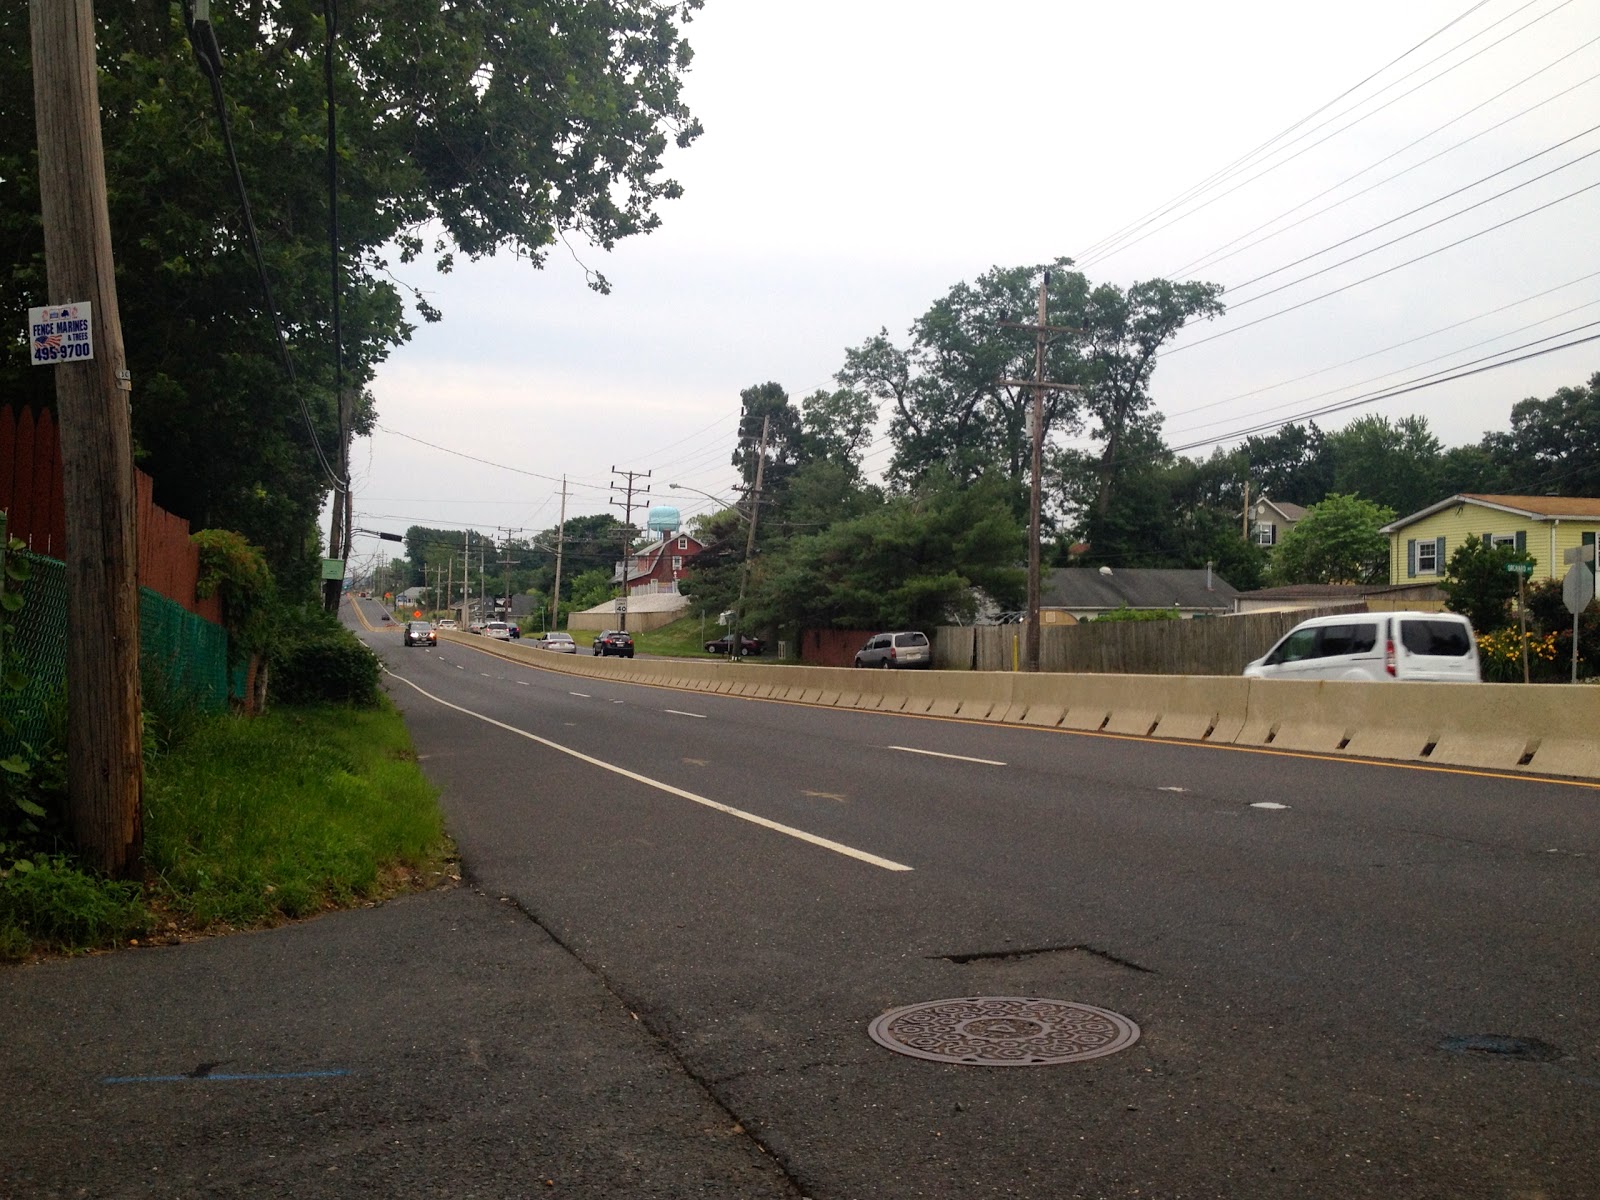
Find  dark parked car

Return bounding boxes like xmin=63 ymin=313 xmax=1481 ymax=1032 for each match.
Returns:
xmin=403 ymin=620 xmax=436 ymax=647
xmin=592 ymin=630 xmax=635 ymax=658
xmin=705 ymin=634 xmax=764 ymax=657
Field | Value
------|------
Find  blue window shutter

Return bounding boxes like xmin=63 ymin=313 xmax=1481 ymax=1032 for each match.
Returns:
xmin=1515 ymin=530 xmax=1526 ymax=554
xmin=1407 ymin=538 xmax=1417 ymax=578
xmin=1435 ymin=536 xmax=1445 ymax=572
xmin=1585 ymin=531 xmax=1596 ymax=581
xmin=1480 ymin=533 xmax=1491 ymax=547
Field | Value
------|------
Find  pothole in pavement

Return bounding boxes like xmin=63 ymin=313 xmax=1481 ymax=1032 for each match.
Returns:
xmin=869 ymin=996 xmax=1141 ymax=1066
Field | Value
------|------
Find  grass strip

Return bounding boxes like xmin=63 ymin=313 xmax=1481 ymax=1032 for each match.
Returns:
xmin=0 ymin=699 xmax=453 ymax=960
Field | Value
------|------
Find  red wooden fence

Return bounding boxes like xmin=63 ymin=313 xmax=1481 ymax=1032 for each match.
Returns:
xmin=0 ymin=406 xmax=221 ymax=624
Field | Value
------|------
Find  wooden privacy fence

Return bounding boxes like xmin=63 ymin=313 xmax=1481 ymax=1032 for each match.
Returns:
xmin=800 ymin=628 xmax=879 ymax=667
xmin=0 ymin=405 xmax=220 ymax=624
xmin=934 ymin=605 xmax=1368 ymax=676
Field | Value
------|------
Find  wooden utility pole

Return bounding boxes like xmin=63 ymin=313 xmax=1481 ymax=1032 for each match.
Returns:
xmin=31 ymin=0 xmax=143 ymax=877
xmin=551 ymin=475 xmax=569 ymax=631
xmin=610 ymin=467 xmax=651 ymax=632
xmin=1000 ymin=271 xmax=1081 ymax=673
xmin=730 ymin=415 xmax=770 ymax=660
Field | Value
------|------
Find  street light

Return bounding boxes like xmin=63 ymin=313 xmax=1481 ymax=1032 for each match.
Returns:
xmin=669 ymin=483 xmax=754 ymax=659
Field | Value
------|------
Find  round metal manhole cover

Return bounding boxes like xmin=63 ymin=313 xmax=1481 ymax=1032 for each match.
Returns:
xmin=868 ymin=997 xmax=1140 ymax=1066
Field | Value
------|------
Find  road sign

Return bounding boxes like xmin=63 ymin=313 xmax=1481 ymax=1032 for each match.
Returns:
xmin=1504 ymin=562 xmax=1534 ymax=575
xmin=616 ymin=597 xmax=627 ymax=613
xmin=1563 ymin=561 xmax=1596 ymax=615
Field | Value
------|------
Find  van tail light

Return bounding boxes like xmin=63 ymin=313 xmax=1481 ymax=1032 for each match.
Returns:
xmin=1384 ymin=637 xmax=1396 ymax=677
xmin=889 ymin=647 xmax=897 ymax=661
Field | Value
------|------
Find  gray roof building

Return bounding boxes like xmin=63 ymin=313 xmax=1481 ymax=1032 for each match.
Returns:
xmin=1040 ymin=567 xmax=1237 ymax=620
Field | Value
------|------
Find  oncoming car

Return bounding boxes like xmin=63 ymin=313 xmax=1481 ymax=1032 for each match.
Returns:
xmin=403 ymin=620 xmax=436 ymax=647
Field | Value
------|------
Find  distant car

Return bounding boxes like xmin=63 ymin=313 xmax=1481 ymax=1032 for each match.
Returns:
xmin=469 ymin=620 xmax=486 ymax=634
xmin=436 ymin=619 xmax=458 ymax=631
xmin=592 ymin=630 xmax=635 ymax=658
xmin=705 ymin=634 xmax=764 ymax=657
xmin=535 ymin=632 xmax=578 ymax=654
xmin=854 ymin=630 xmax=932 ymax=669
xmin=484 ymin=621 xmax=512 ymax=640
xmin=403 ymin=620 xmax=436 ymax=647
xmin=1243 ymin=611 xmax=1481 ymax=682
xmin=508 ymin=623 xmax=521 ymax=639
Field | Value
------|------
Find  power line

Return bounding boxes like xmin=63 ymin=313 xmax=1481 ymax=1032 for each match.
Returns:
xmin=1073 ymin=0 xmax=1499 ymax=264
xmin=1079 ymin=0 xmax=1577 ymax=269
xmin=1162 ymin=176 xmax=1600 ymax=356
xmin=1162 ymin=327 xmax=1600 ymax=457
xmin=1166 ymin=310 xmax=1600 ymax=437
xmin=1170 ymin=62 xmax=1600 ymax=279
xmin=1161 ymin=269 xmax=1600 ymax=421
xmin=1223 ymin=138 xmax=1600 ymax=303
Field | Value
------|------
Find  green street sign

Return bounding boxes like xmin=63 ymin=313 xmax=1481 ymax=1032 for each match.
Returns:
xmin=1504 ymin=562 xmax=1534 ymax=575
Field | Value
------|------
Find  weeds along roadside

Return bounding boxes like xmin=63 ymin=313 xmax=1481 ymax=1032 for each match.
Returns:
xmin=0 ymin=604 xmax=456 ymax=963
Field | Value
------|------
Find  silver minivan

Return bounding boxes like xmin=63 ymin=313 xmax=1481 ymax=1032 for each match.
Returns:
xmin=854 ymin=630 xmax=933 ymax=669
xmin=1244 ymin=611 xmax=1480 ymax=682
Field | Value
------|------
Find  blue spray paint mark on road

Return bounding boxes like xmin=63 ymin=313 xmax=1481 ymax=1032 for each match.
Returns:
xmin=102 ymin=1069 xmax=351 ymax=1084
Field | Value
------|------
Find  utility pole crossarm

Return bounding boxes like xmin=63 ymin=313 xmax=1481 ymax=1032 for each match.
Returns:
xmin=998 ymin=380 xmax=1084 ymax=391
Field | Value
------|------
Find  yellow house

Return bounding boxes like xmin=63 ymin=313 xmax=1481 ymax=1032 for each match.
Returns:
xmin=1379 ymin=493 xmax=1600 ymax=584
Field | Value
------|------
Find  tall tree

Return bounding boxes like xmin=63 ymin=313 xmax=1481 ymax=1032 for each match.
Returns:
xmin=1081 ymin=277 xmax=1224 ymax=517
xmin=1324 ymin=414 xmax=1443 ymax=517
xmin=0 ymin=2 xmax=702 ymax=589
xmin=1268 ymin=493 xmax=1394 ymax=585
xmin=1478 ymin=371 xmax=1600 ymax=496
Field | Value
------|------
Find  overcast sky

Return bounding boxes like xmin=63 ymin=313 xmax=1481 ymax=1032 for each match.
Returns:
xmin=346 ymin=0 xmax=1600 ymax=571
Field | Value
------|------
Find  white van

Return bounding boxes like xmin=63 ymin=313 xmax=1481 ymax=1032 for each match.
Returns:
xmin=1243 ymin=611 xmax=1480 ymax=683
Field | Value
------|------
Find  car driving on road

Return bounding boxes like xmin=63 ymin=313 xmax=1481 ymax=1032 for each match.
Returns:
xmin=403 ymin=620 xmax=436 ymax=647
xmin=592 ymin=630 xmax=635 ymax=658
xmin=534 ymin=632 xmax=578 ymax=654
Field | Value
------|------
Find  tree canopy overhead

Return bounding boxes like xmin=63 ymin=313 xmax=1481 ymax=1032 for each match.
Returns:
xmin=1 ymin=1 xmax=702 ymax=590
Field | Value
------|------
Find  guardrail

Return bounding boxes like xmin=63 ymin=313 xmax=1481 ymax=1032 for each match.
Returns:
xmin=436 ymin=633 xmax=1600 ymax=782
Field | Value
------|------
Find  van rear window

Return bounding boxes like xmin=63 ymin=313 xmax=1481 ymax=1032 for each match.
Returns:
xmin=1400 ymin=620 xmax=1472 ymax=657
xmin=896 ymin=633 xmax=930 ymax=647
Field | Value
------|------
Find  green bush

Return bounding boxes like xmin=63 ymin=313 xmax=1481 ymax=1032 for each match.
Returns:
xmin=0 ymin=856 xmax=148 ymax=954
xmin=269 ymin=607 xmax=381 ymax=707
xmin=1091 ymin=605 xmax=1180 ymax=622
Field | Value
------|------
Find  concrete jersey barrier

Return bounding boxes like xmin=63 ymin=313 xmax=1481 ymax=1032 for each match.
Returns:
xmin=431 ymin=634 xmax=1599 ymax=783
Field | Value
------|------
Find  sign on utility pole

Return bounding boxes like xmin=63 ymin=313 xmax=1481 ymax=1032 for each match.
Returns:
xmin=30 ymin=0 xmax=143 ymax=878
xmin=1506 ymin=560 xmax=1534 ymax=684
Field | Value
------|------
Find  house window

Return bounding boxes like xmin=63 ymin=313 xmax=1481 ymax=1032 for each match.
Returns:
xmin=1417 ymin=540 xmax=1438 ymax=574
xmin=1250 ymin=521 xmax=1274 ymax=547
xmin=1491 ymin=534 xmax=1516 ymax=549
xmin=677 ymin=537 xmax=687 ymax=550
xmin=672 ymin=556 xmax=682 ymax=571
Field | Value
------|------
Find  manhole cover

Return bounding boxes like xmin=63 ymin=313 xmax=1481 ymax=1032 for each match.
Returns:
xmin=868 ymin=997 xmax=1140 ymax=1066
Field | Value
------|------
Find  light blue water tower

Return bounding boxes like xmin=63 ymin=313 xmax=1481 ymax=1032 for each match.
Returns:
xmin=647 ymin=505 xmax=681 ymax=537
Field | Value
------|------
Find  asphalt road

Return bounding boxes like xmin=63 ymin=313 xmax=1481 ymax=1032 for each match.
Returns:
xmin=356 ymin=600 xmax=1599 ymax=1198
xmin=5 ymin=598 xmax=1596 ymax=1199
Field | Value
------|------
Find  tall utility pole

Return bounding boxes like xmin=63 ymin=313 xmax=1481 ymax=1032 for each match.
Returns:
xmin=610 ymin=467 xmax=650 ymax=632
xmin=729 ymin=414 xmax=771 ymax=660
xmin=550 ymin=475 xmax=569 ymax=632
xmin=1000 ymin=270 xmax=1081 ymax=673
xmin=495 ymin=526 xmax=522 ymax=627
xmin=31 ymin=0 xmax=143 ymax=877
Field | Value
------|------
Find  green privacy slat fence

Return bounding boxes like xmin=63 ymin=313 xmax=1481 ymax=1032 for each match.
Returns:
xmin=1 ymin=552 xmax=238 ymax=757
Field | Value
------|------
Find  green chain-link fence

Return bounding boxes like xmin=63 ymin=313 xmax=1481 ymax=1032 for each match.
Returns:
xmin=2 ymin=550 xmax=239 ymax=757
